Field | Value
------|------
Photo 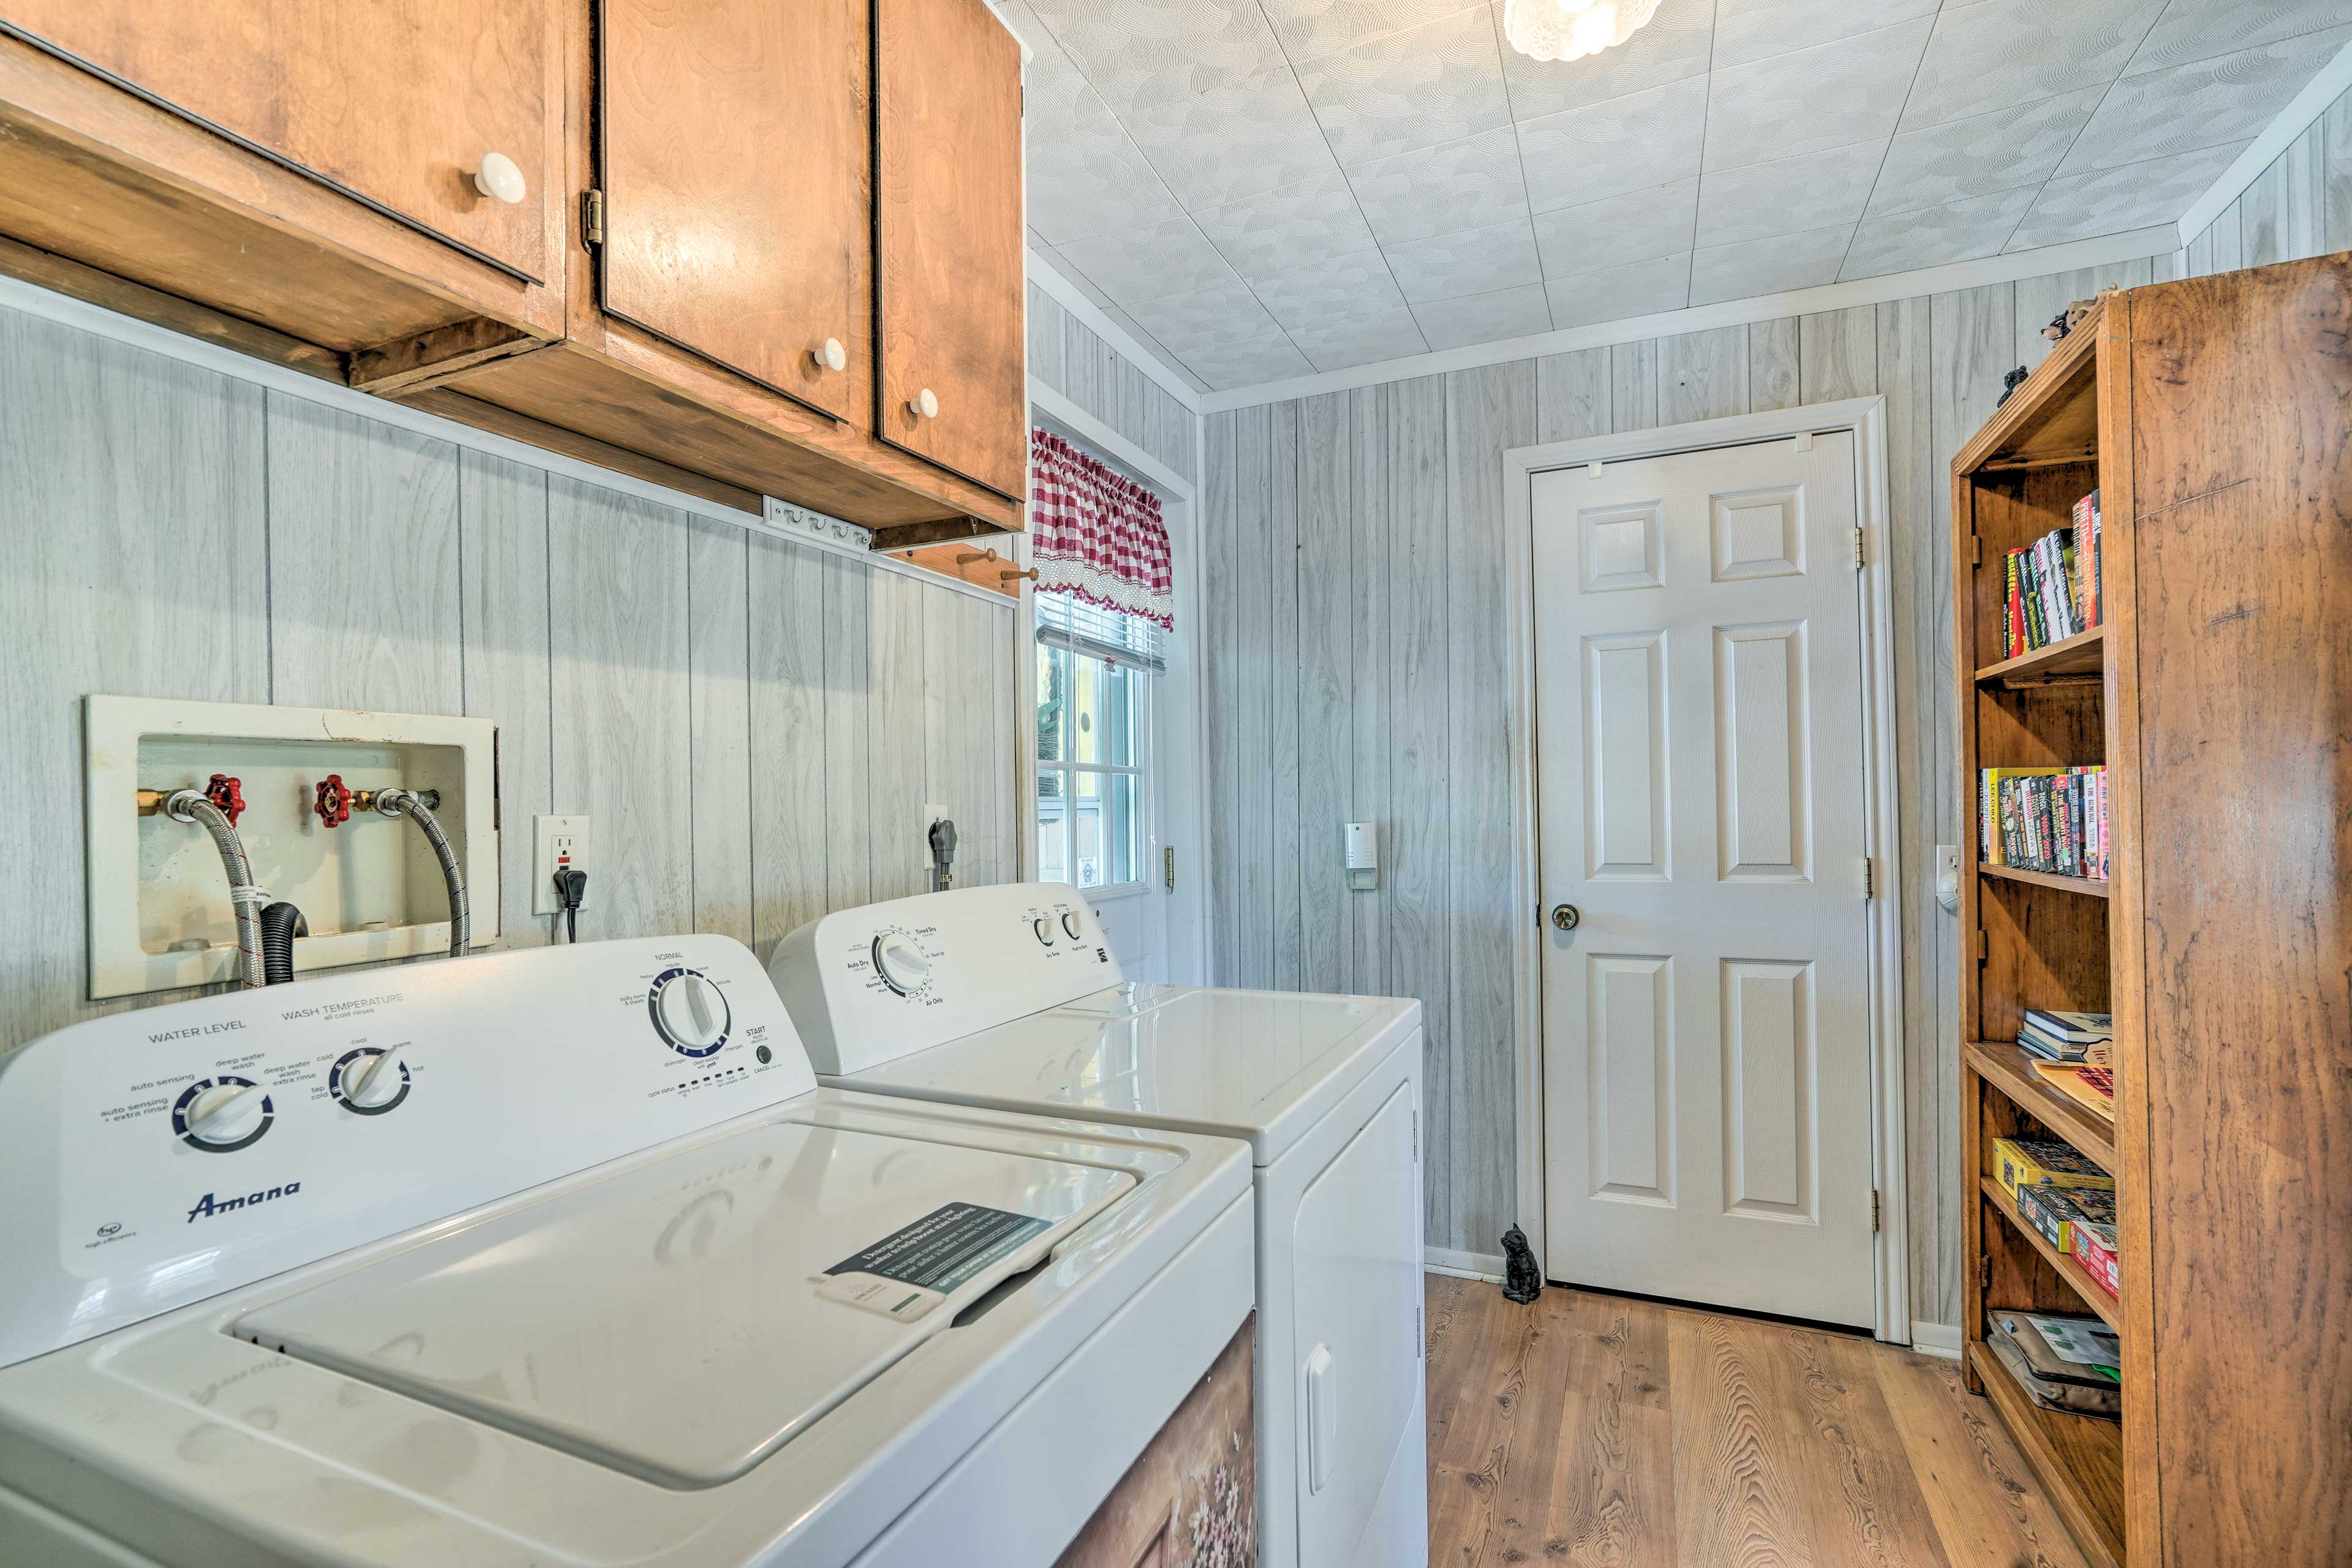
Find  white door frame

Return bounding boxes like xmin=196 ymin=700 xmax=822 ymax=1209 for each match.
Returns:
xmin=1502 ymin=396 xmax=1910 ymax=1343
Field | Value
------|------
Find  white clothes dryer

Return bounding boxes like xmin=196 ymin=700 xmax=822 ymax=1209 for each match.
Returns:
xmin=771 ymin=883 xmax=1430 ymax=1568
xmin=0 ymin=935 xmax=1252 ymax=1567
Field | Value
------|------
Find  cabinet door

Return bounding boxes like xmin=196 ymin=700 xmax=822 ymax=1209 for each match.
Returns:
xmin=598 ymin=0 xmax=869 ymax=420
xmin=875 ymin=0 xmax=1026 ymax=499
xmin=0 ymin=0 xmax=556 ymax=281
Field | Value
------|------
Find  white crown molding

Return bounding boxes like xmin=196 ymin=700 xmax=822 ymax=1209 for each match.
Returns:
xmin=1026 ymin=246 xmax=1204 ymax=413
xmin=2175 ymin=36 xmax=2352 ymax=246
xmin=1199 ymin=224 xmax=2180 ymax=412
xmin=0 ymin=270 xmax=1017 ymax=608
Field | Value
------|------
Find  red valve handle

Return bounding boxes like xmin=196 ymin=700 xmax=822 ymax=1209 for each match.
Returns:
xmin=314 ymin=774 xmax=352 ymax=829
xmin=204 ymin=774 xmax=246 ymax=827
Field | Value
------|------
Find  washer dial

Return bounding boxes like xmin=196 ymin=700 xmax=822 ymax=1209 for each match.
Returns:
xmin=872 ymin=929 xmax=935 ymax=998
xmin=1060 ymin=911 xmax=1085 ymax=941
xmin=331 ymin=1047 xmax=412 ymax=1115
xmin=172 ymin=1077 xmax=273 ymax=1153
xmin=649 ymin=969 xmax=731 ymax=1057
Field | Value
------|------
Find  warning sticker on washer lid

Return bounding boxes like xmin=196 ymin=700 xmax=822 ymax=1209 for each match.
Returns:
xmin=824 ymin=1202 xmax=1053 ymax=1294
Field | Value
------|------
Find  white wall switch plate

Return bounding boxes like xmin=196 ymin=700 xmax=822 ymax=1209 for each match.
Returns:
xmin=533 ymin=815 xmax=590 ymax=915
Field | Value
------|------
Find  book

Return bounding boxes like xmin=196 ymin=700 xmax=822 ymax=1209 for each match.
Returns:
xmin=1980 ymin=767 xmax=2109 ymax=879
xmin=2025 ymin=1009 xmax=2113 ymax=1042
xmin=1992 ymin=1137 xmax=2114 ymax=1202
xmin=1999 ymin=497 xmax=2102 ymax=657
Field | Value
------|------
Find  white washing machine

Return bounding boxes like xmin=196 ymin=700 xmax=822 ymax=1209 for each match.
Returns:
xmin=0 ymin=935 xmax=1253 ymax=1567
xmin=771 ymin=883 xmax=1430 ymax=1568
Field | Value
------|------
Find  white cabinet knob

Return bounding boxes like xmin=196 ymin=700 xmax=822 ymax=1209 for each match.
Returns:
xmin=910 ymin=388 xmax=940 ymax=420
xmin=813 ymin=338 xmax=847 ymax=373
xmin=473 ymin=151 xmax=527 ymax=205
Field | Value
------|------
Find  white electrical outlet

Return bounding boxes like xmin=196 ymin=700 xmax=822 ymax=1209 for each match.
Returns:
xmin=922 ymin=802 xmax=948 ymax=839
xmin=533 ymin=815 xmax=591 ymax=915
xmin=1936 ymin=843 xmax=1961 ymax=913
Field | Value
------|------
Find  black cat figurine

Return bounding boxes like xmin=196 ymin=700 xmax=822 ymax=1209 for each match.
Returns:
xmin=1500 ymin=1225 xmax=1542 ymax=1304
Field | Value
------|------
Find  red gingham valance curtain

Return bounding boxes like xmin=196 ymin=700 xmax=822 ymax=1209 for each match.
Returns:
xmin=1028 ymin=428 xmax=1174 ymax=631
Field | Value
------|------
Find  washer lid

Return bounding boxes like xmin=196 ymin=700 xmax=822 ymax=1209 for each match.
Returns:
xmin=234 ymin=1117 xmax=1132 ymax=1490
xmin=840 ymin=989 xmax=1417 ymax=1162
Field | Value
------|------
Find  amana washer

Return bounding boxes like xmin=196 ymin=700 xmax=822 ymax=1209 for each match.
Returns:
xmin=0 ymin=935 xmax=1252 ymax=1566
xmin=771 ymin=882 xmax=1429 ymax=1568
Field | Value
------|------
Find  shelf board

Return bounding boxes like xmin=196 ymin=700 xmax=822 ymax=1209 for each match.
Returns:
xmin=1980 ymin=862 xmax=2111 ymax=897
xmin=1953 ymin=299 xmax=2107 ymax=474
xmin=1969 ymin=1041 xmax=2116 ymax=1170
xmin=1966 ymin=1340 xmax=2126 ymax=1568
xmin=1976 ymin=626 xmax=2105 ymax=688
xmin=1980 ymin=1176 xmax=2120 ymax=1333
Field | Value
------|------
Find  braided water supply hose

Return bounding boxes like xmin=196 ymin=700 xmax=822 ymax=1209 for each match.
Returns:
xmin=374 ymin=788 xmax=469 ymax=957
xmin=164 ymin=790 xmax=267 ymax=990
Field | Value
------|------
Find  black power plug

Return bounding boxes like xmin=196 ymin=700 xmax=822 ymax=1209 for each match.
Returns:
xmin=554 ymin=869 xmax=589 ymax=943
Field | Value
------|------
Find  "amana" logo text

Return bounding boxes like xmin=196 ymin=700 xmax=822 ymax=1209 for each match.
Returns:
xmin=187 ymin=1183 xmax=301 ymax=1224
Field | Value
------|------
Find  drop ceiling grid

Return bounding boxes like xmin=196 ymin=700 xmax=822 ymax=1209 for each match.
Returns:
xmin=1006 ymin=0 xmax=2352 ymax=390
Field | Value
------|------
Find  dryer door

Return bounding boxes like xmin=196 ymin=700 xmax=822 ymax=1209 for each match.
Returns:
xmin=1292 ymin=1080 xmax=1422 ymax=1568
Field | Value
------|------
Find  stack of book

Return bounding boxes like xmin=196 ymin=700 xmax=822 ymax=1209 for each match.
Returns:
xmin=2001 ymin=489 xmax=2102 ymax=657
xmin=2020 ymin=1010 xmax=2117 ymax=1118
xmin=1980 ymin=766 xmax=2109 ymax=879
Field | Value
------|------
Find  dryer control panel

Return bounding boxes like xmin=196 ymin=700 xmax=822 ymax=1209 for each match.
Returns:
xmin=769 ymin=884 xmax=1123 ymax=1074
xmin=0 ymin=936 xmax=816 ymax=1368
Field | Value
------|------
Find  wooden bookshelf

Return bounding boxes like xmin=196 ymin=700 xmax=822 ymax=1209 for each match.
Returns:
xmin=1951 ymin=255 xmax=2352 ymax=1566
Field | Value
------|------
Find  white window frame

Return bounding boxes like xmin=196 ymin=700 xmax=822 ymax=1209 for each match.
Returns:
xmin=1034 ymin=625 xmax=1156 ymax=898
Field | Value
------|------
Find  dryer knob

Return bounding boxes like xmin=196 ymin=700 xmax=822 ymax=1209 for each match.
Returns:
xmin=652 ymin=971 xmax=730 ymax=1052
xmin=873 ymin=933 xmax=933 ymax=995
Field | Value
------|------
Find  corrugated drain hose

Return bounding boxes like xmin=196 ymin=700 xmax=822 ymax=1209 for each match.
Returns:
xmin=375 ymin=788 xmax=468 ymax=958
xmin=165 ymin=790 xmax=267 ymax=990
xmin=260 ymin=902 xmax=308 ymax=986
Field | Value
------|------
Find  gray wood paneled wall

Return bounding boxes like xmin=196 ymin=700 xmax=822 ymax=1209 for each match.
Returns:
xmin=1027 ymin=279 xmax=1197 ymax=483
xmin=2175 ymin=81 xmax=2352 ymax=274
xmin=0 ymin=301 xmax=1016 ymax=1052
xmin=1202 ymin=246 xmax=2201 ymax=1318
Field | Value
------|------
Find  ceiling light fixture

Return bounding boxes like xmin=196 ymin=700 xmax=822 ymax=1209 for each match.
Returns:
xmin=1502 ymin=0 xmax=1662 ymax=62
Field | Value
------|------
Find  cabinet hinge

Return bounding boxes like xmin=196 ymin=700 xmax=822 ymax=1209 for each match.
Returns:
xmin=1853 ymin=526 xmax=1867 ymax=570
xmin=1970 ymin=535 xmax=1982 ymax=567
xmin=1977 ymin=929 xmax=1989 ymax=963
xmin=1871 ymin=1189 xmax=1882 ymax=1231
xmin=581 ymin=189 xmax=606 ymax=247
xmin=1164 ymin=845 xmax=1175 ymax=891
xmin=1978 ymin=1254 xmax=1992 ymax=1290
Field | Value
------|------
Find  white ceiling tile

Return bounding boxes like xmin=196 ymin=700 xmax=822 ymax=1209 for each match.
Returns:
xmin=1696 ymin=140 xmax=1887 ymax=247
xmin=1120 ymin=67 xmax=1346 ymax=211
xmin=1711 ymin=0 xmax=1940 ymax=70
xmin=1703 ymin=17 xmax=1934 ymax=172
xmin=2008 ymin=140 xmax=2253 ymax=249
xmin=1262 ymin=0 xmax=1485 ymax=64
xmin=1178 ymin=330 xmax=1316 ymax=390
xmin=1298 ymin=6 xmax=1513 ymax=166
xmin=1347 ymin=126 xmax=1532 ymax=244
xmin=1126 ymin=273 xmax=1283 ymax=352
xmin=1253 ymin=246 xmax=1411 ymax=330
xmin=1865 ymin=85 xmax=2106 ymax=217
xmin=1054 ymin=217 xmax=1238 ymax=305
xmin=2059 ymin=27 xmax=2352 ymax=174
xmin=1534 ymin=179 xmax=1700 ymax=276
xmin=1901 ymin=0 xmax=2169 ymax=131
xmin=1289 ymin=304 xmax=1431 ymax=369
xmin=1493 ymin=0 xmax=1717 ymax=121
xmin=1518 ymin=75 xmax=1710 ymax=212
xmin=1544 ymin=252 xmax=1693 ymax=326
xmin=1022 ymin=52 xmax=1186 ymax=246
xmin=1688 ymin=223 xmax=1854 ymax=304
xmin=1414 ymin=282 xmax=1554 ymax=348
xmin=1192 ymin=171 xmax=1384 ymax=282
xmin=1841 ymin=185 xmax=2037 ymax=277
xmin=1098 ymin=301 xmax=1212 ymax=391
xmin=1384 ymin=217 xmax=1542 ymax=301
xmin=1026 ymin=0 xmax=1288 ymax=114
xmin=2127 ymin=0 xmax=2352 ymax=74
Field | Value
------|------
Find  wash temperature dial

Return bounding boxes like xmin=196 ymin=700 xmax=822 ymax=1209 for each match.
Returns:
xmin=1032 ymin=918 xmax=1056 ymax=946
xmin=332 ymin=1047 xmax=412 ymax=1115
xmin=872 ymin=930 xmax=935 ymax=997
xmin=650 ymin=969 xmax=731 ymax=1058
xmin=172 ymin=1077 xmax=273 ymax=1153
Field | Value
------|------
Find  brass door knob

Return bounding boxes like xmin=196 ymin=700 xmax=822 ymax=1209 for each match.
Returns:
xmin=1550 ymin=903 xmax=1581 ymax=931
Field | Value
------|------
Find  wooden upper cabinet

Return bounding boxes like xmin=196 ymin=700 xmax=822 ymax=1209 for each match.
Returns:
xmin=0 ymin=0 xmax=557 ymax=281
xmin=874 ymin=0 xmax=1027 ymax=500
xmin=598 ymin=0 xmax=869 ymax=421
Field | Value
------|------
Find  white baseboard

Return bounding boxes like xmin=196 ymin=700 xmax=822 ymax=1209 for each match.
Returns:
xmin=1424 ymin=1248 xmax=1505 ymax=1283
xmin=1909 ymin=1321 xmax=1962 ymax=1359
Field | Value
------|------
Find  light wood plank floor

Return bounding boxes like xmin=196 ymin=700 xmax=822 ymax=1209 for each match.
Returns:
xmin=1423 ymin=1274 xmax=2092 ymax=1568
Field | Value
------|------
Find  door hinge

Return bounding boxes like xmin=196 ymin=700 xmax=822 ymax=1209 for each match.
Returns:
xmin=1871 ymin=1189 xmax=1882 ymax=1232
xmin=1853 ymin=526 xmax=1867 ymax=570
xmin=1862 ymin=856 xmax=1875 ymax=898
xmin=1417 ymin=1305 xmax=1425 ymax=1359
xmin=1164 ymin=845 xmax=1175 ymax=891
xmin=1411 ymin=1109 xmax=1419 ymax=1164
xmin=581 ymin=189 xmax=606 ymax=247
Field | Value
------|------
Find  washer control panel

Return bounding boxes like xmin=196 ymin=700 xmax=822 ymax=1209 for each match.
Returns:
xmin=768 ymin=883 xmax=1123 ymax=1075
xmin=0 ymin=935 xmax=818 ymax=1369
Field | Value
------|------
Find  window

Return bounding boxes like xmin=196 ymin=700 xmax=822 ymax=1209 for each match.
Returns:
xmin=1035 ymin=592 xmax=1162 ymax=891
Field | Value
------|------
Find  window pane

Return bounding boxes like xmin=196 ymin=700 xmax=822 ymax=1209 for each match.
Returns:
xmin=1074 ymin=769 xmax=1106 ymax=888
xmin=1071 ymin=652 xmax=1104 ymax=764
xmin=1036 ymin=767 xmax=1069 ymax=885
xmin=1109 ymin=772 xmax=1140 ymax=886
xmin=1106 ymin=660 xmax=1137 ymax=766
xmin=1036 ymin=643 xmax=1065 ymax=763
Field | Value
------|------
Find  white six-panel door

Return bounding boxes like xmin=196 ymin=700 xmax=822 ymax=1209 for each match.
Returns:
xmin=1533 ymin=432 xmax=1875 ymax=1327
